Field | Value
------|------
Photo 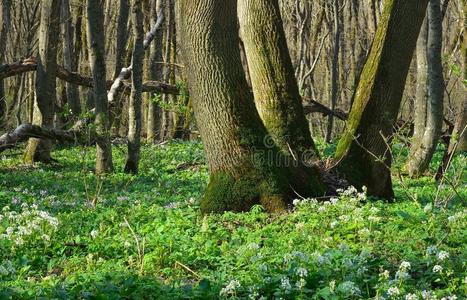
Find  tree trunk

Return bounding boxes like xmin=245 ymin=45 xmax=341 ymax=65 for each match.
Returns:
xmin=407 ymin=0 xmax=445 ymax=177
xmin=178 ymin=0 xmax=324 ymax=213
xmin=61 ymin=0 xmax=81 ymax=117
xmin=0 ymin=0 xmax=11 ymax=126
xmin=24 ymin=0 xmax=61 ymax=164
xmin=124 ymin=0 xmax=144 ymax=174
xmin=326 ymin=0 xmax=341 ymax=143
xmin=147 ymin=0 xmax=164 ymax=143
xmin=334 ymin=0 xmax=429 ymax=199
xmin=237 ymin=0 xmax=320 ymax=162
xmin=87 ymin=0 xmax=113 ymax=174
xmin=114 ymin=0 xmax=130 ymax=79
xmin=407 ymin=17 xmax=428 ymax=175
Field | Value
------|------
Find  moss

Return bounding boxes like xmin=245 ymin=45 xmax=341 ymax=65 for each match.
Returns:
xmin=200 ymin=170 xmax=288 ymax=214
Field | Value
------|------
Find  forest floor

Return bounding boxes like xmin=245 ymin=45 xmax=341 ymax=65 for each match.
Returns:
xmin=0 ymin=141 xmax=465 ymax=299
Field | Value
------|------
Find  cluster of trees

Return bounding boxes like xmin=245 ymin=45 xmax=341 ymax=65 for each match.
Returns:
xmin=0 ymin=0 xmax=465 ymax=213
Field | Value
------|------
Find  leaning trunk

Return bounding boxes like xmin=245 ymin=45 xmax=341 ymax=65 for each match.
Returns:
xmin=334 ymin=0 xmax=429 ymax=198
xmin=237 ymin=0 xmax=319 ymax=161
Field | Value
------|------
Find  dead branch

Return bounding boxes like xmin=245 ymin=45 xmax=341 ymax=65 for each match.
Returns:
xmin=0 ymin=57 xmax=179 ymax=95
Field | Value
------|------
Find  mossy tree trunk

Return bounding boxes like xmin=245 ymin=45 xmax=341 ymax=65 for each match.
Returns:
xmin=407 ymin=0 xmax=445 ymax=177
xmin=178 ymin=0 xmax=325 ymax=213
xmin=237 ymin=0 xmax=319 ymax=162
xmin=334 ymin=0 xmax=429 ymax=199
xmin=24 ymin=0 xmax=61 ymax=164
xmin=87 ymin=0 xmax=113 ymax=174
xmin=124 ymin=0 xmax=144 ymax=174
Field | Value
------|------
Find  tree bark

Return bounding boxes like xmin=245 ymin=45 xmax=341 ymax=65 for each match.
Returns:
xmin=179 ymin=0 xmax=324 ymax=213
xmin=87 ymin=0 xmax=113 ymax=174
xmin=408 ymin=0 xmax=445 ymax=177
xmin=334 ymin=0 xmax=429 ymax=199
xmin=407 ymin=17 xmax=429 ymax=176
xmin=326 ymin=0 xmax=341 ymax=143
xmin=61 ymin=0 xmax=81 ymax=117
xmin=124 ymin=0 xmax=144 ymax=174
xmin=146 ymin=0 xmax=164 ymax=143
xmin=24 ymin=0 xmax=61 ymax=164
xmin=0 ymin=0 xmax=11 ymax=126
xmin=237 ymin=0 xmax=320 ymax=162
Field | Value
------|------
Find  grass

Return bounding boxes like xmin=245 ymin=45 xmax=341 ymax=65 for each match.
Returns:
xmin=0 ymin=141 xmax=465 ymax=299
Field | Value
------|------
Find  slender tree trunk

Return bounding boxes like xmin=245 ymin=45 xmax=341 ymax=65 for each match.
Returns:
xmin=326 ymin=0 xmax=341 ymax=143
xmin=62 ymin=0 xmax=81 ymax=117
xmin=408 ymin=17 xmax=429 ymax=175
xmin=408 ymin=0 xmax=445 ymax=177
xmin=237 ymin=0 xmax=320 ymax=162
xmin=87 ymin=0 xmax=113 ymax=174
xmin=24 ymin=0 xmax=61 ymax=164
xmin=124 ymin=0 xmax=144 ymax=174
xmin=178 ymin=0 xmax=324 ymax=213
xmin=114 ymin=0 xmax=130 ymax=79
xmin=0 ymin=0 xmax=11 ymax=126
xmin=334 ymin=0 xmax=429 ymax=199
xmin=147 ymin=0 xmax=164 ymax=142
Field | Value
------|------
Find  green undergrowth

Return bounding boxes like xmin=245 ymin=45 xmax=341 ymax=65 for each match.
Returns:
xmin=0 ymin=141 xmax=465 ymax=299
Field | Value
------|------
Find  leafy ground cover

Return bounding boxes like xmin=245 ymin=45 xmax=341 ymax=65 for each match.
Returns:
xmin=0 ymin=141 xmax=465 ymax=299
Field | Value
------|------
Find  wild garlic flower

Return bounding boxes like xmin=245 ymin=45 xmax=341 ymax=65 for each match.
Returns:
xmin=399 ymin=261 xmax=411 ymax=271
xmin=437 ymin=251 xmax=449 ymax=261
xmin=432 ymin=265 xmax=443 ymax=273
xmin=405 ymin=293 xmax=419 ymax=300
xmin=387 ymin=287 xmax=400 ymax=297
xmin=219 ymin=279 xmax=241 ymax=297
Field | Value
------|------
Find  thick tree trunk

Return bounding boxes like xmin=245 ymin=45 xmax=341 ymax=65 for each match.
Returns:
xmin=408 ymin=0 xmax=445 ymax=177
xmin=124 ymin=0 xmax=144 ymax=174
xmin=61 ymin=0 xmax=81 ymax=117
xmin=0 ymin=0 xmax=11 ymax=126
xmin=334 ymin=0 xmax=429 ymax=199
xmin=237 ymin=0 xmax=320 ymax=162
xmin=87 ymin=0 xmax=113 ymax=174
xmin=24 ymin=0 xmax=61 ymax=164
xmin=179 ymin=0 xmax=324 ymax=213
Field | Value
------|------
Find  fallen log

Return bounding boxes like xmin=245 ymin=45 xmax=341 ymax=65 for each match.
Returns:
xmin=0 ymin=57 xmax=179 ymax=95
xmin=0 ymin=123 xmax=84 ymax=152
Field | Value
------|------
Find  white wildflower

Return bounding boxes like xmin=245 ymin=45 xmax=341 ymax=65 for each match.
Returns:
xmin=296 ymin=278 xmax=306 ymax=289
xmin=437 ymin=250 xmax=449 ymax=261
xmin=405 ymin=293 xmax=419 ymax=300
xmin=387 ymin=287 xmax=400 ymax=297
xmin=280 ymin=277 xmax=291 ymax=291
xmin=219 ymin=280 xmax=241 ymax=297
xmin=90 ymin=230 xmax=99 ymax=239
xmin=330 ymin=220 xmax=339 ymax=228
xmin=296 ymin=267 xmax=308 ymax=278
xmin=399 ymin=261 xmax=411 ymax=271
xmin=432 ymin=265 xmax=443 ymax=273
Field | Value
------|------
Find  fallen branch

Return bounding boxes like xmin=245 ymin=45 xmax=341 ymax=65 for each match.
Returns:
xmin=0 ymin=57 xmax=179 ymax=95
xmin=302 ymin=98 xmax=348 ymax=120
xmin=0 ymin=123 xmax=84 ymax=152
